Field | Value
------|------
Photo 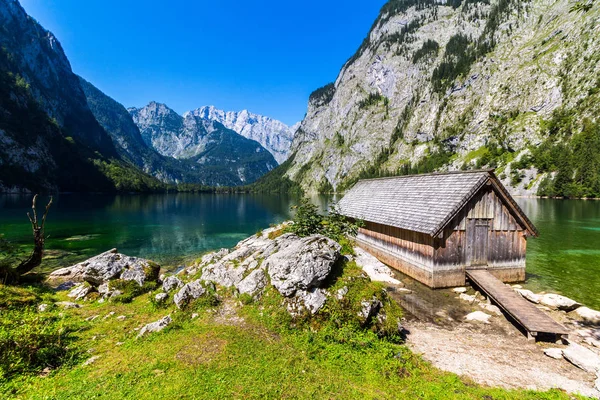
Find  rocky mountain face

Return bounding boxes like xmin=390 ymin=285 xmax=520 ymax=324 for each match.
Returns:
xmin=0 ymin=0 xmax=164 ymax=193
xmin=287 ymin=0 xmax=600 ymax=196
xmin=129 ymin=102 xmax=277 ymax=185
xmin=191 ymin=106 xmax=297 ymax=164
xmin=0 ymin=0 xmax=115 ymax=155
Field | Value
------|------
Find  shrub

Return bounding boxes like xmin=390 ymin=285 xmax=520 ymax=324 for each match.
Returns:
xmin=286 ymin=198 xmax=363 ymax=244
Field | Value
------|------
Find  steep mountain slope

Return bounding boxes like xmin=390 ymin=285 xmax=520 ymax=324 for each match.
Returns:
xmin=288 ymin=0 xmax=600 ymax=196
xmin=191 ymin=106 xmax=297 ymax=164
xmin=78 ymin=76 xmax=200 ymax=184
xmin=129 ymin=102 xmax=277 ymax=185
xmin=0 ymin=0 xmax=115 ymax=155
xmin=0 ymin=0 xmax=164 ymax=193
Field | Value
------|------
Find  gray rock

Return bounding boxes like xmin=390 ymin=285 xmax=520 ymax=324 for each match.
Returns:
xmin=173 ymin=280 xmax=206 ymax=309
xmin=56 ymin=301 xmax=81 ymax=309
xmin=540 ymin=294 xmax=580 ymax=311
xmin=465 ymin=311 xmax=492 ymax=324
xmin=154 ymin=292 xmax=168 ymax=303
xmin=562 ymin=343 xmax=600 ymax=372
xmin=67 ymin=284 xmax=93 ymax=300
xmin=236 ymin=269 xmax=267 ymax=296
xmin=116 ymin=315 xmax=126 ymax=321
xmin=336 ymin=286 xmax=349 ymax=300
xmin=543 ymin=348 xmax=564 ymax=360
xmin=515 ymin=289 xmax=541 ymax=304
xmin=459 ymin=293 xmax=478 ymax=304
xmin=288 ymin=288 xmax=329 ymax=315
xmin=37 ymin=303 xmax=49 ymax=312
xmin=97 ymin=282 xmax=110 ymax=296
xmin=480 ymin=303 xmax=503 ymax=316
xmin=53 ymin=249 xmax=159 ymax=286
xmin=358 ymin=298 xmax=383 ymax=325
xmin=573 ymin=307 xmax=600 ymax=324
xmin=200 ymin=261 xmax=247 ymax=288
xmin=137 ymin=315 xmax=172 ymax=338
xmin=82 ymin=355 xmax=100 ymax=366
xmin=162 ymin=276 xmax=184 ymax=293
xmin=266 ymin=234 xmax=341 ymax=297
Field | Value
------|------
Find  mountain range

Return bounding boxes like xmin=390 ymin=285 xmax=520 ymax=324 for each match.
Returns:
xmin=1 ymin=0 xmax=599 ymax=197
xmin=0 ymin=0 xmax=292 ymax=192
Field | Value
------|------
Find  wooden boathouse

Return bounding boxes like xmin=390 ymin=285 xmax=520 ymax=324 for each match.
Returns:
xmin=338 ymin=170 xmax=539 ymax=288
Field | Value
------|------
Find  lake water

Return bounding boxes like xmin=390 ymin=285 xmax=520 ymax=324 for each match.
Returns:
xmin=0 ymin=194 xmax=598 ymax=309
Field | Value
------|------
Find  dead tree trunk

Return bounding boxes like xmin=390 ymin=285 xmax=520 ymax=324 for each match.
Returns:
xmin=15 ymin=194 xmax=52 ymax=275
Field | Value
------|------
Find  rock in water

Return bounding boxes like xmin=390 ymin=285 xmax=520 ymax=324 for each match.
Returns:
xmin=174 ymin=280 xmax=206 ymax=309
xmin=465 ymin=311 xmax=491 ymax=324
xmin=540 ymin=294 xmax=581 ymax=311
xmin=162 ymin=276 xmax=184 ymax=293
xmin=266 ymin=234 xmax=341 ymax=297
xmin=137 ymin=316 xmax=172 ymax=338
xmin=574 ymin=307 xmax=600 ymax=324
xmin=543 ymin=348 xmax=564 ymax=360
xmin=562 ymin=343 xmax=600 ymax=373
xmin=515 ymin=289 xmax=541 ymax=304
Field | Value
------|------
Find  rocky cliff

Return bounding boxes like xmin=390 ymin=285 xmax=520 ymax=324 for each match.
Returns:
xmin=0 ymin=0 xmax=165 ymax=192
xmin=287 ymin=0 xmax=600 ymax=196
xmin=191 ymin=106 xmax=297 ymax=164
xmin=129 ymin=102 xmax=277 ymax=185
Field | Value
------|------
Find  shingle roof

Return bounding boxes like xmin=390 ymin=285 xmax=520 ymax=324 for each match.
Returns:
xmin=338 ymin=170 xmax=537 ymax=237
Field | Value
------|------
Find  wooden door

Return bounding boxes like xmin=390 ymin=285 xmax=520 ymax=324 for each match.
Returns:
xmin=467 ymin=218 xmax=490 ymax=268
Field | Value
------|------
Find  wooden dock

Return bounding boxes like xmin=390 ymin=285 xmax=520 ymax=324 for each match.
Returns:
xmin=466 ymin=270 xmax=569 ymax=341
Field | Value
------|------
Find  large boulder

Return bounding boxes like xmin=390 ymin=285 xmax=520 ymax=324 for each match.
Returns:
xmin=562 ymin=343 xmax=600 ymax=372
xmin=50 ymin=249 xmax=160 ymax=287
xmin=174 ymin=280 xmax=207 ymax=309
xmin=540 ymin=294 xmax=580 ymax=311
xmin=265 ymin=234 xmax=341 ymax=297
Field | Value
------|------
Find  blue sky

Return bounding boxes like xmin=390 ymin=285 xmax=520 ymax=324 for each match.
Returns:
xmin=20 ymin=0 xmax=386 ymax=125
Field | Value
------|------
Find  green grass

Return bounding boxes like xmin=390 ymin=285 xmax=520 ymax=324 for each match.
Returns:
xmin=0 ymin=267 xmax=578 ymax=399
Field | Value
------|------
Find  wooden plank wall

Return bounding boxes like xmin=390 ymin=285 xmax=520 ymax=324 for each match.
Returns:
xmin=358 ymin=221 xmax=435 ymax=271
xmin=436 ymin=186 xmax=527 ymax=280
xmin=357 ymin=186 xmax=528 ymax=287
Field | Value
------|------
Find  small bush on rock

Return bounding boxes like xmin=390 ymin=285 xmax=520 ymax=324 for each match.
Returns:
xmin=287 ymin=198 xmax=363 ymax=248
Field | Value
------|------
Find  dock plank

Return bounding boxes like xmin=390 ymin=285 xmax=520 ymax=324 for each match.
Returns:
xmin=466 ymin=270 xmax=569 ymax=336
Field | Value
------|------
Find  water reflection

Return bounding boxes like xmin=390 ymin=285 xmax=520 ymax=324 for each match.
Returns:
xmin=0 ymin=193 xmax=297 ymax=269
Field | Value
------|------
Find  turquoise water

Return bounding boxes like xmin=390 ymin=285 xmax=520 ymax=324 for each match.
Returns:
xmin=0 ymin=193 xmax=296 ymax=270
xmin=516 ymin=198 xmax=600 ymax=309
xmin=0 ymin=194 xmax=598 ymax=309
